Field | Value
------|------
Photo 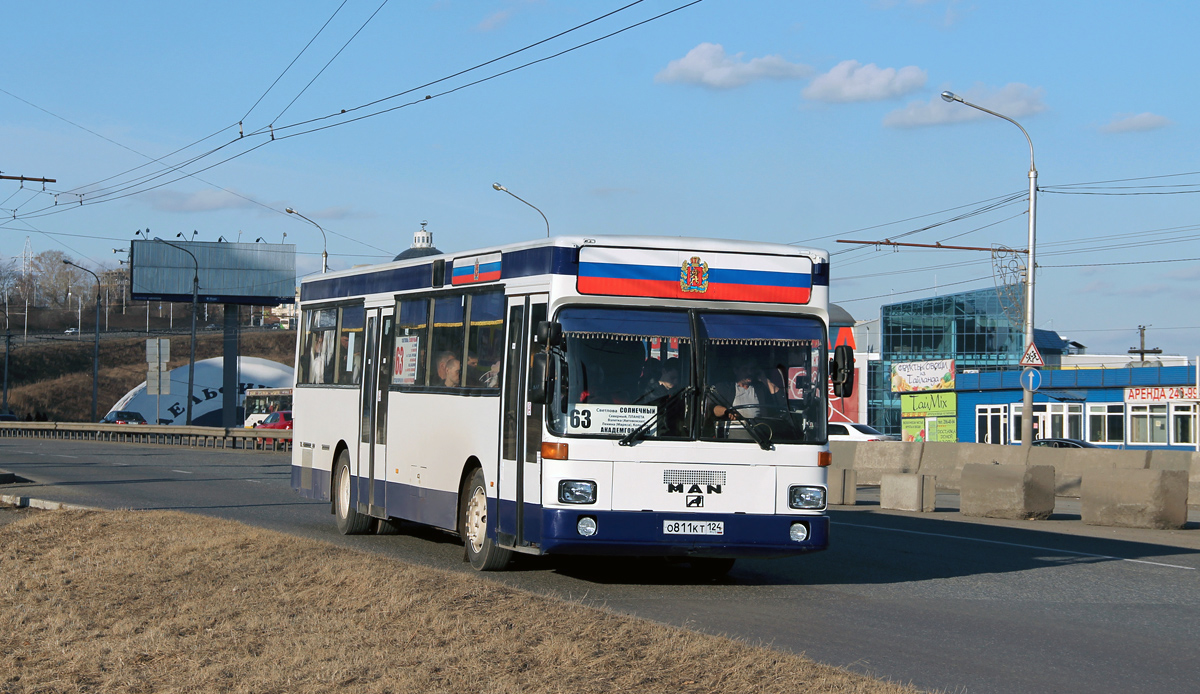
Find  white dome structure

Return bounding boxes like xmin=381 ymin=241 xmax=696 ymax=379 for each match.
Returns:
xmin=109 ymin=357 xmax=294 ymax=426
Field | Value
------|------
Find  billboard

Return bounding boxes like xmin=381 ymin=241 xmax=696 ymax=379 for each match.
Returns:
xmin=890 ymin=359 xmax=955 ymax=393
xmin=129 ymin=240 xmax=296 ymax=305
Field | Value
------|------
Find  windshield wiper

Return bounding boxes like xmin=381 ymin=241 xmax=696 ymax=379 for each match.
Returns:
xmin=705 ymin=386 xmax=773 ymax=450
xmin=618 ymin=385 xmax=694 ymax=447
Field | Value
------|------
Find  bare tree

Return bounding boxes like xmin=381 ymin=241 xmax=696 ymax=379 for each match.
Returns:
xmin=32 ymin=250 xmax=87 ymax=308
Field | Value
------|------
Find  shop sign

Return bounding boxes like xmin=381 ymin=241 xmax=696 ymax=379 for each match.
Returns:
xmin=1124 ymin=386 xmax=1198 ymax=403
xmin=891 ymin=359 xmax=955 ymax=393
xmin=901 ymin=392 xmax=957 ymax=418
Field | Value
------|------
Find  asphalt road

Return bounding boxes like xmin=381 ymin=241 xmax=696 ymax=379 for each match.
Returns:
xmin=2 ymin=438 xmax=1198 ymax=694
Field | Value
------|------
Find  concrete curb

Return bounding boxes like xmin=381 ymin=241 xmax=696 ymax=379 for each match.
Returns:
xmin=0 ymin=493 xmax=97 ymax=512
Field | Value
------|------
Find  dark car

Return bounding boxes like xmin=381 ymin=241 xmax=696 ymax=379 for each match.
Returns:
xmin=0 ymin=413 xmax=18 ymax=422
xmin=100 ymin=410 xmax=148 ymax=425
xmin=1031 ymin=438 xmax=1098 ymax=448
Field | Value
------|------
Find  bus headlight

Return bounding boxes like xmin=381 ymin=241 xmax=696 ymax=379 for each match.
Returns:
xmin=577 ymin=516 xmax=598 ymax=536
xmin=559 ymin=480 xmax=597 ymax=505
xmin=789 ymin=522 xmax=809 ymax=542
xmin=788 ymin=485 xmax=826 ymax=510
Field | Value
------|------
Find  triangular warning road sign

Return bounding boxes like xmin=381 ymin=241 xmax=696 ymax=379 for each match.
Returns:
xmin=1019 ymin=342 xmax=1044 ymax=367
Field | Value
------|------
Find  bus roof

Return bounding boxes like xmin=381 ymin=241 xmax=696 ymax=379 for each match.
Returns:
xmin=300 ymin=235 xmax=830 ymax=305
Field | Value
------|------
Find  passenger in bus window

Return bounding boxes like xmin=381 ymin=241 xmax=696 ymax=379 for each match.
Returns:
xmin=710 ymin=356 xmax=781 ymax=421
xmin=436 ymin=351 xmax=462 ymax=387
xmin=302 ymin=331 xmax=334 ymax=384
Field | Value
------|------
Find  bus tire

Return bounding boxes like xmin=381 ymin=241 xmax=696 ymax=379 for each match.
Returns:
xmin=334 ymin=450 xmax=371 ymax=535
xmin=460 ymin=468 xmax=511 ymax=571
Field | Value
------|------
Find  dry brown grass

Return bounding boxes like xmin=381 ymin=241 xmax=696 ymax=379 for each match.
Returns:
xmin=0 ymin=510 xmax=918 ymax=694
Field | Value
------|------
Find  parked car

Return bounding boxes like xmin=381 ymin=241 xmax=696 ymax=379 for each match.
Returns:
xmin=100 ymin=410 xmax=148 ymax=425
xmin=828 ymin=422 xmax=899 ymax=442
xmin=254 ymin=410 xmax=293 ymax=441
xmin=0 ymin=413 xmax=18 ymax=422
xmin=64 ymin=327 xmax=78 ymax=335
xmin=1030 ymin=438 xmax=1098 ymax=449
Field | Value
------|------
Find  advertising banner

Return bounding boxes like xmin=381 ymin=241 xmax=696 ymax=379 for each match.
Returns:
xmin=891 ymin=359 xmax=955 ymax=393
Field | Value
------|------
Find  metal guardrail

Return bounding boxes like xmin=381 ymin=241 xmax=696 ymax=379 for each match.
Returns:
xmin=0 ymin=421 xmax=291 ymax=452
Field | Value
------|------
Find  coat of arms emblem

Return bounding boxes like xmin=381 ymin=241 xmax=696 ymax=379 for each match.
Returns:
xmin=473 ymin=258 xmax=481 ymax=281
xmin=679 ymin=256 xmax=709 ymax=293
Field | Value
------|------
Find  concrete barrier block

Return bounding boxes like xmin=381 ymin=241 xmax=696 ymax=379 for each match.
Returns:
xmin=828 ymin=441 xmax=859 ymax=470
xmin=919 ymin=442 xmax=1028 ymax=491
xmin=1148 ymin=450 xmax=1200 ymax=504
xmin=1032 ymin=447 xmax=1150 ymax=497
xmin=960 ymin=463 xmax=1055 ymax=520
xmin=1081 ymin=469 xmax=1188 ymax=529
xmin=854 ymin=442 xmax=924 ymax=485
xmin=880 ymin=473 xmax=935 ymax=512
xmin=826 ymin=468 xmax=858 ymax=506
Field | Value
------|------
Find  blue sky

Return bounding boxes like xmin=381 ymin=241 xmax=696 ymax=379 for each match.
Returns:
xmin=3 ymin=1 xmax=1198 ymax=357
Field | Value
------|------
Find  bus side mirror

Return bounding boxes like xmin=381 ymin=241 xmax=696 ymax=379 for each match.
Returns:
xmin=831 ymin=345 xmax=854 ymax=398
xmin=528 ymin=352 xmax=549 ymax=404
xmin=535 ymin=320 xmax=562 ymax=347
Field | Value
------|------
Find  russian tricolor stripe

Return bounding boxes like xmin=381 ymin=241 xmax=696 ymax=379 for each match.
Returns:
xmin=451 ymin=253 xmax=502 ymax=285
xmin=576 ymin=248 xmax=812 ymax=304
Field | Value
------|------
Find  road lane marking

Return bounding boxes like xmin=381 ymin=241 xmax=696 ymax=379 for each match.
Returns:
xmin=833 ymin=521 xmax=1196 ymax=571
xmin=171 ymin=470 xmax=193 ymax=475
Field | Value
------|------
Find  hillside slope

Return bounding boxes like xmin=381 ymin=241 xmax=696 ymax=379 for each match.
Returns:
xmin=2 ymin=331 xmax=296 ymax=422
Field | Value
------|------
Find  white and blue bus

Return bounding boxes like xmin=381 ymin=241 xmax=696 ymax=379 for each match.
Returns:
xmin=290 ymin=235 xmax=854 ymax=573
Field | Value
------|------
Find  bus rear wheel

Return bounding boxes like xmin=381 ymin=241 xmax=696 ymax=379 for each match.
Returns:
xmin=460 ymin=468 xmax=512 ymax=571
xmin=334 ymin=451 xmax=372 ymax=535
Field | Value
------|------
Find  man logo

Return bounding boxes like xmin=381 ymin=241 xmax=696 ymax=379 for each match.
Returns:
xmin=667 ymin=483 xmax=723 ymax=494
xmin=686 ymin=495 xmax=704 ymax=507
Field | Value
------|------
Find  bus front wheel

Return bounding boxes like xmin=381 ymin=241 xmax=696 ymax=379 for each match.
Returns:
xmin=460 ymin=468 xmax=512 ymax=571
xmin=334 ymin=451 xmax=371 ymax=535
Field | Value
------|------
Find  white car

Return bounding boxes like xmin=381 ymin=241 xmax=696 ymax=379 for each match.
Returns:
xmin=64 ymin=327 xmax=79 ymax=335
xmin=827 ymin=422 xmax=899 ymax=442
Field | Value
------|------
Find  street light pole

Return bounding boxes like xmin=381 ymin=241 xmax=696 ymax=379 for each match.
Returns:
xmin=285 ymin=208 xmax=328 ymax=273
xmin=153 ymin=238 xmax=200 ymax=426
xmin=63 ymin=261 xmax=102 ymax=422
xmin=493 ymin=183 xmax=550 ymax=238
xmin=941 ymin=90 xmax=1039 ymax=447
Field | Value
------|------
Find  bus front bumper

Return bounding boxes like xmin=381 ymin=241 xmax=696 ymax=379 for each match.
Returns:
xmin=538 ymin=509 xmax=828 ymax=558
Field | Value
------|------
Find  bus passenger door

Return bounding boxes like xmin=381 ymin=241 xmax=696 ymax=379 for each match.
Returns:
xmin=358 ymin=309 xmax=393 ymax=519
xmin=497 ymin=295 xmax=547 ymax=549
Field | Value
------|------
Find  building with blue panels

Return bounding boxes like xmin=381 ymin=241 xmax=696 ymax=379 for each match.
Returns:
xmin=956 ymin=365 xmax=1198 ymax=450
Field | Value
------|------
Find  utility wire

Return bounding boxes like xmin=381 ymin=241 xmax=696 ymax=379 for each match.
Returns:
xmin=242 ymin=0 xmax=351 ymax=124
xmin=270 ymin=0 xmax=389 ymax=126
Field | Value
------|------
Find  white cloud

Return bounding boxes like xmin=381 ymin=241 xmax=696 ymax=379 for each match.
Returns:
xmin=655 ymin=43 xmax=812 ymax=89
xmin=884 ymin=83 xmax=1047 ymax=128
xmin=1100 ymin=112 xmax=1173 ymax=134
xmin=802 ymin=60 xmax=926 ymax=102
xmin=475 ymin=10 xmax=511 ymax=32
xmin=143 ymin=189 xmax=257 ymax=213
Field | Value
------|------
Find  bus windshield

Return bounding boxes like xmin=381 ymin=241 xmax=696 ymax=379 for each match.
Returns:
xmin=547 ymin=307 xmax=827 ymax=445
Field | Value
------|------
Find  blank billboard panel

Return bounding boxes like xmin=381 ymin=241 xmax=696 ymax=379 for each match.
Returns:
xmin=130 ymin=240 xmax=296 ymax=305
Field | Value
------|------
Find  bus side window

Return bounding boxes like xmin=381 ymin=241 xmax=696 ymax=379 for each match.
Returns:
xmin=465 ymin=291 xmax=505 ymax=389
xmin=432 ymin=296 xmax=466 ymax=388
xmin=395 ymin=298 xmax=430 ymax=386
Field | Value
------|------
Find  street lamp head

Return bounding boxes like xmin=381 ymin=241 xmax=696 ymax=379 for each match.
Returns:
xmin=492 ymin=182 xmax=506 ymax=192
xmin=941 ymin=91 xmax=961 ymax=103
xmin=255 ymin=237 xmax=265 ymax=243
xmin=176 ymin=232 xmax=185 ymax=239
xmin=62 ymin=259 xmax=70 ymax=266
xmin=285 ymin=207 xmax=297 ymax=214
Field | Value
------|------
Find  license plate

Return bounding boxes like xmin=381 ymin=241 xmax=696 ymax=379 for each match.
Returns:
xmin=663 ymin=520 xmax=724 ymax=536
